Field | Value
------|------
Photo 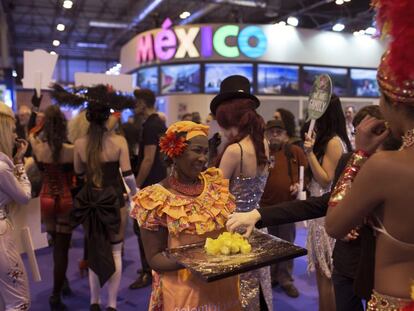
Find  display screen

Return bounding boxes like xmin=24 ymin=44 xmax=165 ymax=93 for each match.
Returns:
xmin=137 ymin=66 xmax=158 ymax=93
xmin=161 ymin=64 xmax=201 ymax=94
xmin=205 ymin=63 xmax=253 ymax=93
xmin=257 ymin=64 xmax=299 ymax=95
xmin=350 ymin=69 xmax=379 ymax=97
xmin=0 ymin=85 xmax=13 ymax=108
xmin=302 ymin=66 xmax=348 ymax=96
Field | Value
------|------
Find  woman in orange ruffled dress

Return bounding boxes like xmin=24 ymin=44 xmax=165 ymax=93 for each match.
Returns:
xmin=130 ymin=121 xmax=241 ymax=311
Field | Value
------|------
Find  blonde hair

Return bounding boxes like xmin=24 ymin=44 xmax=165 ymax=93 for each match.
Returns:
xmin=0 ymin=113 xmax=16 ymax=158
xmin=68 ymin=110 xmax=89 ymax=143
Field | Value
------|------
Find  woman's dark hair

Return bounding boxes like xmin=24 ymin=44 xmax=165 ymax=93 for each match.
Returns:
xmin=134 ymin=88 xmax=155 ymax=108
xmin=277 ymin=108 xmax=296 ymax=138
xmin=301 ymin=94 xmax=352 ymax=159
xmin=43 ymin=105 xmax=68 ymax=163
xmin=352 ymin=105 xmax=383 ymax=128
xmin=85 ymin=102 xmax=110 ymax=187
xmin=215 ymin=98 xmax=267 ymax=167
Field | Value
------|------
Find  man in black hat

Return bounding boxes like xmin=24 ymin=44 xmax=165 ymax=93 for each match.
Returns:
xmin=261 ymin=119 xmax=307 ymax=298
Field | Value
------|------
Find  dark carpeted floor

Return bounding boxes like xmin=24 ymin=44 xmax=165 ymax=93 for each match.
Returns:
xmin=24 ymin=221 xmax=318 ymax=311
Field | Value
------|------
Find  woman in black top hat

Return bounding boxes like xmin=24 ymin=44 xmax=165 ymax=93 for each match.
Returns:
xmin=211 ymin=75 xmax=273 ymax=310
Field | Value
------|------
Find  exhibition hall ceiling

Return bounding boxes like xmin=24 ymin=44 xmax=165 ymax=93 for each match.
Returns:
xmin=1 ymin=0 xmax=374 ymax=62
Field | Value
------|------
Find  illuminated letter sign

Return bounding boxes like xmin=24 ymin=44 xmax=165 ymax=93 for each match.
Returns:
xmin=135 ymin=20 xmax=269 ymax=66
xmin=136 ymin=33 xmax=154 ymax=64
xmin=213 ymin=25 xmax=240 ymax=58
xmin=201 ymin=26 xmax=213 ymax=58
xmin=154 ymin=18 xmax=177 ymax=61
xmin=175 ymin=27 xmax=200 ymax=58
xmin=238 ymin=26 xmax=267 ymax=58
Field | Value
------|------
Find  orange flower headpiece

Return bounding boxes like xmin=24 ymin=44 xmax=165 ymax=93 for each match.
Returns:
xmin=159 ymin=121 xmax=209 ymax=158
xmin=374 ymin=0 xmax=414 ymax=104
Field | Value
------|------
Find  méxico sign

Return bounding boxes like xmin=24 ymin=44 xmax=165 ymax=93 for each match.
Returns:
xmin=135 ymin=18 xmax=268 ymax=65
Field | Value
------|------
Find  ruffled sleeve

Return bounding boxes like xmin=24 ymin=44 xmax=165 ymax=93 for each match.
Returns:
xmin=130 ymin=168 xmax=236 ymax=236
xmin=130 ymin=185 xmax=169 ymax=231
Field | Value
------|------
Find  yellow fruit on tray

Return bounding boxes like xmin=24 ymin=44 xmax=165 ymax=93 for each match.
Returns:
xmin=204 ymin=232 xmax=252 ymax=255
xmin=240 ymin=243 xmax=252 ymax=254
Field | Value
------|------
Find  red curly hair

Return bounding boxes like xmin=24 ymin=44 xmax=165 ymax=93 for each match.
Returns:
xmin=215 ymin=98 xmax=267 ymax=167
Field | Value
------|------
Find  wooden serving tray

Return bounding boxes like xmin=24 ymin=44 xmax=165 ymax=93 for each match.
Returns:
xmin=166 ymin=230 xmax=307 ymax=282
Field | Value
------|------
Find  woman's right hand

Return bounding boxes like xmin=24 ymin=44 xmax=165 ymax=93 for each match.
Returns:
xmin=303 ymin=132 xmax=315 ymax=155
xmin=355 ymin=116 xmax=390 ymax=154
xmin=226 ymin=210 xmax=261 ymax=238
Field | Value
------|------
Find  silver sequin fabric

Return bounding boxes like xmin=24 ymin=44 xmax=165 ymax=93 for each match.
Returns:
xmin=230 ymin=174 xmax=273 ymax=311
xmin=306 ymin=138 xmax=348 ymax=279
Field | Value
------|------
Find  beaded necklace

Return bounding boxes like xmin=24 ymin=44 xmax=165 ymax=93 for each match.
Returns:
xmin=401 ymin=128 xmax=414 ymax=149
xmin=167 ymin=175 xmax=204 ymax=196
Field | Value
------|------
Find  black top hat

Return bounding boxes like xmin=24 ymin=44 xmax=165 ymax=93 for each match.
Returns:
xmin=210 ymin=75 xmax=260 ymax=116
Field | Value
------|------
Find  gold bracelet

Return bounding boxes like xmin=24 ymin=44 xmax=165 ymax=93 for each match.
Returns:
xmin=329 ymin=150 xmax=370 ymax=207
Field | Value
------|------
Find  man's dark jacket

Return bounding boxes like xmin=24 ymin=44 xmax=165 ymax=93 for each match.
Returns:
xmin=257 ymin=153 xmax=375 ymax=300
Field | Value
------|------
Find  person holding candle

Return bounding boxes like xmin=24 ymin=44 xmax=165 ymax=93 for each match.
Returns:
xmin=260 ymin=119 xmax=308 ymax=297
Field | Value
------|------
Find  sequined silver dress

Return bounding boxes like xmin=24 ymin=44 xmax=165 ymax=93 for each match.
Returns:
xmin=306 ymin=179 xmax=335 ymax=278
xmin=230 ymin=173 xmax=273 ymax=311
xmin=306 ymin=137 xmax=347 ymax=278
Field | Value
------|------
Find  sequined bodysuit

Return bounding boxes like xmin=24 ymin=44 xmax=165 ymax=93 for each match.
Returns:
xmin=229 ymin=143 xmax=273 ymax=311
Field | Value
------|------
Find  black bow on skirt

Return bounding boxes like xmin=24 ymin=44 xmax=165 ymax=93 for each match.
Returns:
xmin=71 ymin=185 xmax=120 ymax=287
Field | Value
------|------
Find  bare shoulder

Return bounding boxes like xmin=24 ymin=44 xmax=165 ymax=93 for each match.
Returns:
xmin=328 ymin=136 xmax=344 ymax=148
xmin=106 ymin=133 xmax=124 ymax=143
xmin=223 ymin=143 xmax=241 ymax=158
xmin=360 ymin=151 xmax=398 ymax=177
xmin=325 ymin=136 xmax=345 ymax=155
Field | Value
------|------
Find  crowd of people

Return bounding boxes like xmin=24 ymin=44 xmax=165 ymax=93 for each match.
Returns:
xmin=0 ymin=2 xmax=414 ymax=311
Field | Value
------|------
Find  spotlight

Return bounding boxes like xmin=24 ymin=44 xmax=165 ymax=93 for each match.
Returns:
xmin=179 ymin=11 xmax=191 ymax=19
xmin=335 ymin=0 xmax=344 ymax=5
xmin=287 ymin=16 xmax=299 ymax=27
xmin=332 ymin=23 xmax=345 ymax=32
xmin=12 ymin=70 xmax=17 ymax=78
xmin=56 ymin=24 xmax=65 ymax=31
xmin=52 ymin=40 xmax=60 ymax=47
xmin=63 ymin=0 xmax=73 ymax=9
xmin=50 ymin=51 xmax=57 ymax=55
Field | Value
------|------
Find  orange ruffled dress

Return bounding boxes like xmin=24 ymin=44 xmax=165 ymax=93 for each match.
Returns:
xmin=131 ymin=167 xmax=241 ymax=311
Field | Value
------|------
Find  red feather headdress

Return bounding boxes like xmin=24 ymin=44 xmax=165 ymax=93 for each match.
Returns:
xmin=374 ymin=0 xmax=414 ymax=104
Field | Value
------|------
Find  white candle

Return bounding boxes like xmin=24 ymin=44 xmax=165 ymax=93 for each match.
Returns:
xmin=299 ymin=166 xmax=304 ymax=192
